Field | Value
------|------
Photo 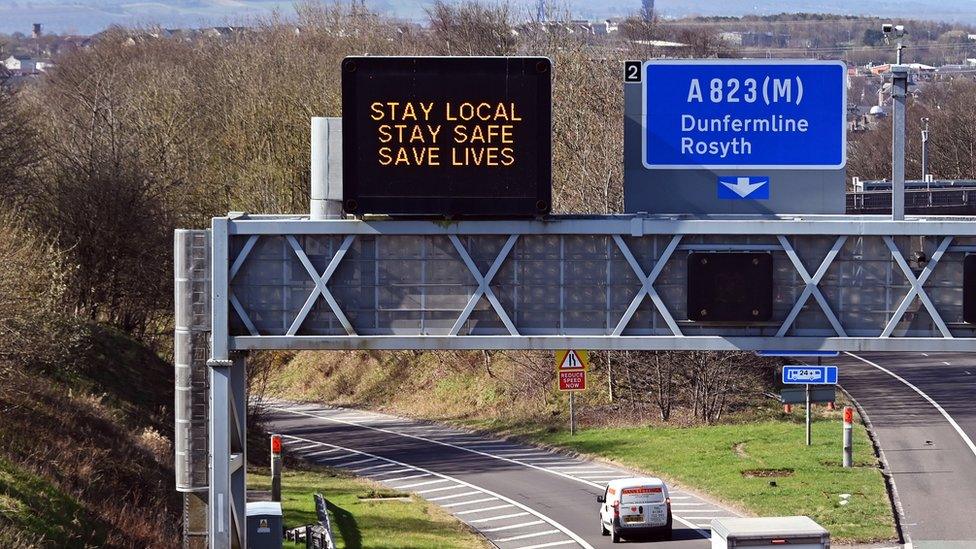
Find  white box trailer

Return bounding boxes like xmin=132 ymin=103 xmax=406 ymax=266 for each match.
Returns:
xmin=711 ymin=516 xmax=829 ymax=549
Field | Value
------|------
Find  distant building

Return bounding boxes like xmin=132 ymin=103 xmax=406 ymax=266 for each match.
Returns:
xmin=516 ymin=19 xmax=619 ymax=37
xmin=2 ymin=54 xmax=36 ymax=73
xmin=718 ymin=31 xmax=789 ymax=48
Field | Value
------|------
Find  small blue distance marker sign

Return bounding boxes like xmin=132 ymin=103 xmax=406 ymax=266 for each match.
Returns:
xmin=642 ymin=59 xmax=847 ymax=170
xmin=717 ymin=176 xmax=769 ymax=200
xmin=782 ymin=365 xmax=839 ymax=385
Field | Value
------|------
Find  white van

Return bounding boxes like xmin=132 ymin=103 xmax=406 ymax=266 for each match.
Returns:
xmin=596 ymin=477 xmax=672 ymax=543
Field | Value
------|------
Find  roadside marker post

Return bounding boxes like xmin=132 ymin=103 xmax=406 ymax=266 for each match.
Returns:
xmin=843 ymin=407 xmax=854 ymax=468
xmin=270 ymin=434 xmax=283 ymax=502
xmin=556 ymin=350 xmax=589 ymax=436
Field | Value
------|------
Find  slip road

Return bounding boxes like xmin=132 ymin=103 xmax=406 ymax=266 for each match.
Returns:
xmin=262 ymin=402 xmax=740 ymax=548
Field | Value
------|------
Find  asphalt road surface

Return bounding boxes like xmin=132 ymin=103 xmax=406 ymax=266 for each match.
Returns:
xmin=263 ymin=402 xmax=740 ymax=548
xmin=840 ymin=352 xmax=976 ymax=549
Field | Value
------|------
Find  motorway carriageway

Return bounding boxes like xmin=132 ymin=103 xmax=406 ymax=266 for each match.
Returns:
xmin=840 ymin=352 xmax=976 ymax=549
xmin=263 ymin=402 xmax=742 ymax=548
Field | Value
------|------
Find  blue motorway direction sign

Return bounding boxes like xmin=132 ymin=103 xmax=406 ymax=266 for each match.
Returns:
xmin=717 ymin=176 xmax=769 ymax=200
xmin=642 ymin=60 xmax=846 ymax=170
xmin=782 ymin=365 xmax=839 ymax=385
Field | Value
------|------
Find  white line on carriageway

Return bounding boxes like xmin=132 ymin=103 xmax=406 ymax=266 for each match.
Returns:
xmin=269 ymin=404 xmax=711 ymax=539
xmin=277 ymin=433 xmax=592 ymax=549
xmin=845 ymin=352 xmax=976 ymax=459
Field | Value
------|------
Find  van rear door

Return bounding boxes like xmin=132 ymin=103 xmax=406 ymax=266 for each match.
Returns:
xmin=619 ymin=486 xmax=668 ymax=527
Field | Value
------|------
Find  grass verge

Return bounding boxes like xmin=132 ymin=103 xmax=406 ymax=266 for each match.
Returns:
xmin=249 ymin=464 xmax=488 ymax=549
xmin=524 ymin=418 xmax=894 ymax=543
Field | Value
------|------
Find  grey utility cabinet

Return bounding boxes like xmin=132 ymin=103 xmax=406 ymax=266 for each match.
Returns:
xmin=246 ymin=501 xmax=283 ymax=549
xmin=711 ymin=516 xmax=829 ymax=549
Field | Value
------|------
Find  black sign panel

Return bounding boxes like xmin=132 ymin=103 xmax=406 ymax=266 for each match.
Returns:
xmin=687 ymin=252 xmax=773 ymax=322
xmin=964 ymin=254 xmax=976 ymax=323
xmin=781 ymin=386 xmax=836 ymax=404
xmin=341 ymin=56 xmax=552 ymax=216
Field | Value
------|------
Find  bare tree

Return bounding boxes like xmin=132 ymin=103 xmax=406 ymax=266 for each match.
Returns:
xmin=426 ymin=1 xmax=517 ymax=55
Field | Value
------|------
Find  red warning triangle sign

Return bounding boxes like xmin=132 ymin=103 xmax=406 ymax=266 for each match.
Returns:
xmin=558 ymin=349 xmax=587 ymax=370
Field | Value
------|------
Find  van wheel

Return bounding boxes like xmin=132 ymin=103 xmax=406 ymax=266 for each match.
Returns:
xmin=662 ymin=525 xmax=673 ymax=540
xmin=611 ymin=529 xmax=621 ymax=543
xmin=600 ymin=519 xmax=609 ymax=536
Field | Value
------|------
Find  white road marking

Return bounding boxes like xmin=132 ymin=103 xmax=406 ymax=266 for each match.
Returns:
xmin=669 ymin=502 xmax=706 ymax=507
xmin=339 ymin=457 xmax=379 ymax=467
xmin=469 ymin=512 xmax=531 ymax=523
xmin=426 ymin=491 xmax=481 ymax=501
xmin=317 ymin=453 xmax=357 ymax=461
xmin=352 ymin=463 xmax=397 ymax=473
xmin=943 ymin=361 xmax=952 ymax=366
xmin=454 ymin=504 xmax=514 ymax=515
xmin=276 ymin=434 xmax=593 ymax=549
xmin=303 ymin=448 xmax=340 ymax=457
xmin=456 ymin=440 xmax=511 ymax=445
xmin=441 ymin=497 xmax=498 ymax=508
xmin=922 ymin=353 xmax=929 ymax=357
xmin=552 ymin=467 xmax=608 ymax=477
xmin=287 ymin=443 xmax=320 ymax=452
xmin=514 ymin=540 xmax=577 ymax=549
xmin=495 ymin=529 xmax=561 ymax=543
xmin=386 ymin=473 xmax=431 ymax=482
xmin=482 ymin=520 xmax=545 ymax=533
xmin=398 ymin=478 xmax=452 ymax=489
xmin=369 ymin=468 xmax=414 ymax=476
xmin=271 ymin=405 xmax=713 ymax=539
xmin=846 ymin=352 xmax=976 ymax=458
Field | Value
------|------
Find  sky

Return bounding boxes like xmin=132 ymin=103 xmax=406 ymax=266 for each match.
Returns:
xmin=0 ymin=0 xmax=974 ymax=35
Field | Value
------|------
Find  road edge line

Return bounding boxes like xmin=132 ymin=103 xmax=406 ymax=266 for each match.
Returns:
xmin=845 ymin=350 xmax=976 ymax=549
xmin=836 ymin=374 xmax=910 ymax=548
xmin=843 ymin=352 xmax=976 ymax=457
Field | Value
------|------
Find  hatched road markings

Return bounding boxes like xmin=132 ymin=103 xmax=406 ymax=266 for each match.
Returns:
xmin=279 ymin=434 xmax=593 ymax=549
xmin=273 ymin=403 xmax=742 ymax=545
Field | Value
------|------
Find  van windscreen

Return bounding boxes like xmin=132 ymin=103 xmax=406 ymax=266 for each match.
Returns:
xmin=620 ymin=486 xmax=664 ymax=504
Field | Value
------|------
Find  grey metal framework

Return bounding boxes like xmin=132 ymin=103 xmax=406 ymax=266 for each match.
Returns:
xmin=217 ymin=214 xmax=976 ymax=353
xmin=203 ymin=212 xmax=976 ymax=548
xmin=848 ymin=189 xmax=976 ymax=215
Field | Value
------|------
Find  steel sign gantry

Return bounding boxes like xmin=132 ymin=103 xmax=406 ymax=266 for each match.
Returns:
xmin=201 ymin=212 xmax=976 ymax=548
xmin=218 ymin=214 xmax=976 ymax=352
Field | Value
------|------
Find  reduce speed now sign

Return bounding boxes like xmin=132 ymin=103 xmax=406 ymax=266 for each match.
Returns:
xmin=556 ymin=350 xmax=589 ymax=392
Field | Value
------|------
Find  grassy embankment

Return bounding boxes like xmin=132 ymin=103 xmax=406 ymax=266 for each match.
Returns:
xmin=249 ymin=464 xmax=487 ymax=549
xmin=267 ymin=350 xmax=897 ymax=544
xmin=533 ymin=420 xmax=892 ymax=542
xmin=0 ymin=324 xmax=180 ymax=547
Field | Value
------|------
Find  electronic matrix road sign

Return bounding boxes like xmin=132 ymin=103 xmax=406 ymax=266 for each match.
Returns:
xmin=687 ymin=252 xmax=773 ymax=322
xmin=341 ymin=56 xmax=552 ymax=217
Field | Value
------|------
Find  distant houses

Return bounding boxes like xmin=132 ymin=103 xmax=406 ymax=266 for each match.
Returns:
xmin=2 ymin=54 xmax=53 ymax=75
